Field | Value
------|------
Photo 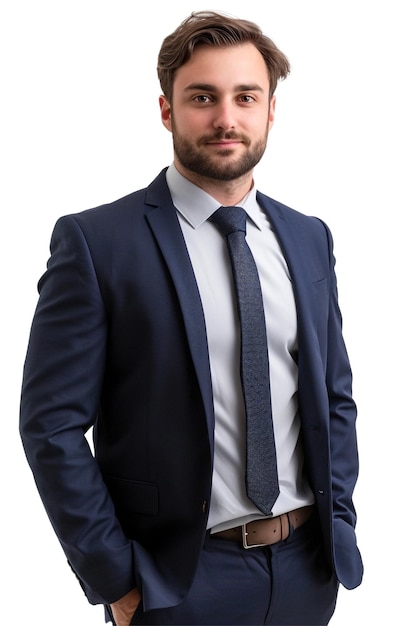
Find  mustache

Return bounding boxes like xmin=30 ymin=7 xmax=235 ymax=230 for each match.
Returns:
xmin=198 ymin=131 xmax=249 ymax=144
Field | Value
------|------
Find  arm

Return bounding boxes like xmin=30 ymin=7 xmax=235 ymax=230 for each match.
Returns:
xmin=322 ymin=221 xmax=363 ymax=588
xmin=20 ymin=215 xmax=136 ymax=604
xmin=324 ymin=223 xmax=359 ymax=524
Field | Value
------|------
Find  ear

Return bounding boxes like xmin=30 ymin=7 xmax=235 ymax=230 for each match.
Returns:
xmin=268 ymin=95 xmax=276 ymax=130
xmin=159 ymin=95 xmax=172 ymax=132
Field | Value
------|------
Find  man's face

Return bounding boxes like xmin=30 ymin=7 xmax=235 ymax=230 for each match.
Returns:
xmin=160 ymin=43 xmax=275 ymax=183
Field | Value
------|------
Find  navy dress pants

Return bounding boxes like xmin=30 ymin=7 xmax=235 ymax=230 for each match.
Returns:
xmin=127 ymin=514 xmax=338 ymax=625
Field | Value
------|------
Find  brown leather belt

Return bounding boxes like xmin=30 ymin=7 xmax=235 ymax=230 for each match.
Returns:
xmin=213 ymin=505 xmax=315 ymax=549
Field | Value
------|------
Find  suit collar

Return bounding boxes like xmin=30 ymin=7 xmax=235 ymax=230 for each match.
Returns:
xmin=164 ymin=164 xmax=263 ymax=230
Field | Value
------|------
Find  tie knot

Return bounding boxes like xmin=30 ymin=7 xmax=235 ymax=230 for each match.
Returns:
xmin=210 ymin=206 xmax=247 ymax=237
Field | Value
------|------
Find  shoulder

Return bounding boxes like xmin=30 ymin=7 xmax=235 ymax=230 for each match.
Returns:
xmin=256 ymin=190 xmax=332 ymax=240
xmin=61 ymin=188 xmax=148 ymax=229
xmin=54 ymin=169 xmax=170 ymax=239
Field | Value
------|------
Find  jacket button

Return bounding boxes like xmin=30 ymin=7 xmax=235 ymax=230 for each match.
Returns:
xmin=202 ymin=500 xmax=207 ymax=513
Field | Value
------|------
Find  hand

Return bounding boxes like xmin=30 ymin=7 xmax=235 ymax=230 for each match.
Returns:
xmin=110 ymin=587 xmax=141 ymax=626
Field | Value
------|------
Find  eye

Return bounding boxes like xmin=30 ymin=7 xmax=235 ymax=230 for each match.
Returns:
xmin=193 ymin=94 xmax=213 ymax=104
xmin=238 ymin=95 xmax=255 ymax=104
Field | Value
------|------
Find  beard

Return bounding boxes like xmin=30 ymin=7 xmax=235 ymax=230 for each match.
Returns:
xmin=171 ymin=124 xmax=269 ymax=182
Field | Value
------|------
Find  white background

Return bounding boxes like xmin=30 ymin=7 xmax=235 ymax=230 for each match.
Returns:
xmin=1 ymin=1 xmax=416 ymax=624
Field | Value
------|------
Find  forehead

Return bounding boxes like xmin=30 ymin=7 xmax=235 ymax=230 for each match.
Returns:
xmin=173 ymin=42 xmax=270 ymax=92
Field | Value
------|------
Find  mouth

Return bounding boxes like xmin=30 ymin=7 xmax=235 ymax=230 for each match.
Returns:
xmin=201 ymin=133 xmax=247 ymax=148
xmin=207 ymin=141 xmax=241 ymax=147
xmin=205 ymin=138 xmax=245 ymax=149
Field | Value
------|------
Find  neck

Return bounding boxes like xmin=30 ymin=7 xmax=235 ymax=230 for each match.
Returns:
xmin=174 ymin=161 xmax=254 ymax=206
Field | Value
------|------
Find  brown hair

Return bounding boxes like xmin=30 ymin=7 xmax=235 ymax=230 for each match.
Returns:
xmin=157 ymin=11 xmax=290 ymax=101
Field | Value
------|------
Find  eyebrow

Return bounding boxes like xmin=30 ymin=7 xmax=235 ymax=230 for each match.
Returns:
xmin=184 ymin=82 xmax=265 ymax=93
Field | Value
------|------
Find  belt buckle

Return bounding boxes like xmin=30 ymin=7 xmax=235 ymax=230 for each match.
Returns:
xmin=242 ymin=522 xmax=268 ymax=549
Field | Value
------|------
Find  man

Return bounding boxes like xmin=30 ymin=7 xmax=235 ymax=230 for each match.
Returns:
xmin=20 ymin=11 xmax=363 ymax=626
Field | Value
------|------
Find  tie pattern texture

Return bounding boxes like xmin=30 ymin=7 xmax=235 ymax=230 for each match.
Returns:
xmin=210 ymin=206 xmax=279 ymax=515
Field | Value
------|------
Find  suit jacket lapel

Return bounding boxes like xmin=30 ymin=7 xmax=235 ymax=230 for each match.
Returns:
xmin=257 ymin=192 xmax=316 ymax=325
xmin=258 ymin=192 xmax=331 ymax=433
xmin=257 ymin=193 xmax=324 ymax=374
xmin=144 ymin=172 xmax=215 ymax=449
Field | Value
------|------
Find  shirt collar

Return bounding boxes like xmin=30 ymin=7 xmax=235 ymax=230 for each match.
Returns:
xmin=166 ymin=163 xmax=263 ymax=230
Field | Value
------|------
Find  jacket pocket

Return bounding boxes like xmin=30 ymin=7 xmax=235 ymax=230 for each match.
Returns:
xmin=104 ymin=474 xmax=159 ymax=516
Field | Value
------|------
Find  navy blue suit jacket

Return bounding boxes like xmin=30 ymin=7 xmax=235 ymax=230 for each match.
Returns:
xmin=20 ymin=169 xmax=363 ymax=612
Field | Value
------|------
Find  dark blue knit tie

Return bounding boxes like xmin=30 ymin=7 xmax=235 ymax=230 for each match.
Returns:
xmin=210 ymin=206 xmax=279 ymax=515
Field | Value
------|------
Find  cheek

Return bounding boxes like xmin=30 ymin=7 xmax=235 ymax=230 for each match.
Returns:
xmin=174 ymin=113 xmax=206 ymax=136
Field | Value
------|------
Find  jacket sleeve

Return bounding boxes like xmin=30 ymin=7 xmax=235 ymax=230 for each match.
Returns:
xmin=19 ymin=215 xmax=136 ymax=605
xmin=323 ymin=220 xmax=363 ymax=588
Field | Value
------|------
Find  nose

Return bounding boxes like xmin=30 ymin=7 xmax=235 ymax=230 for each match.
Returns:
xmin=212 ymin=100 xmax=236 ymax=131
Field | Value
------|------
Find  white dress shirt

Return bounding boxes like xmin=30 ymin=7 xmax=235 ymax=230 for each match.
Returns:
xmin=166 ymin=164 xmax=314 ymax=533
